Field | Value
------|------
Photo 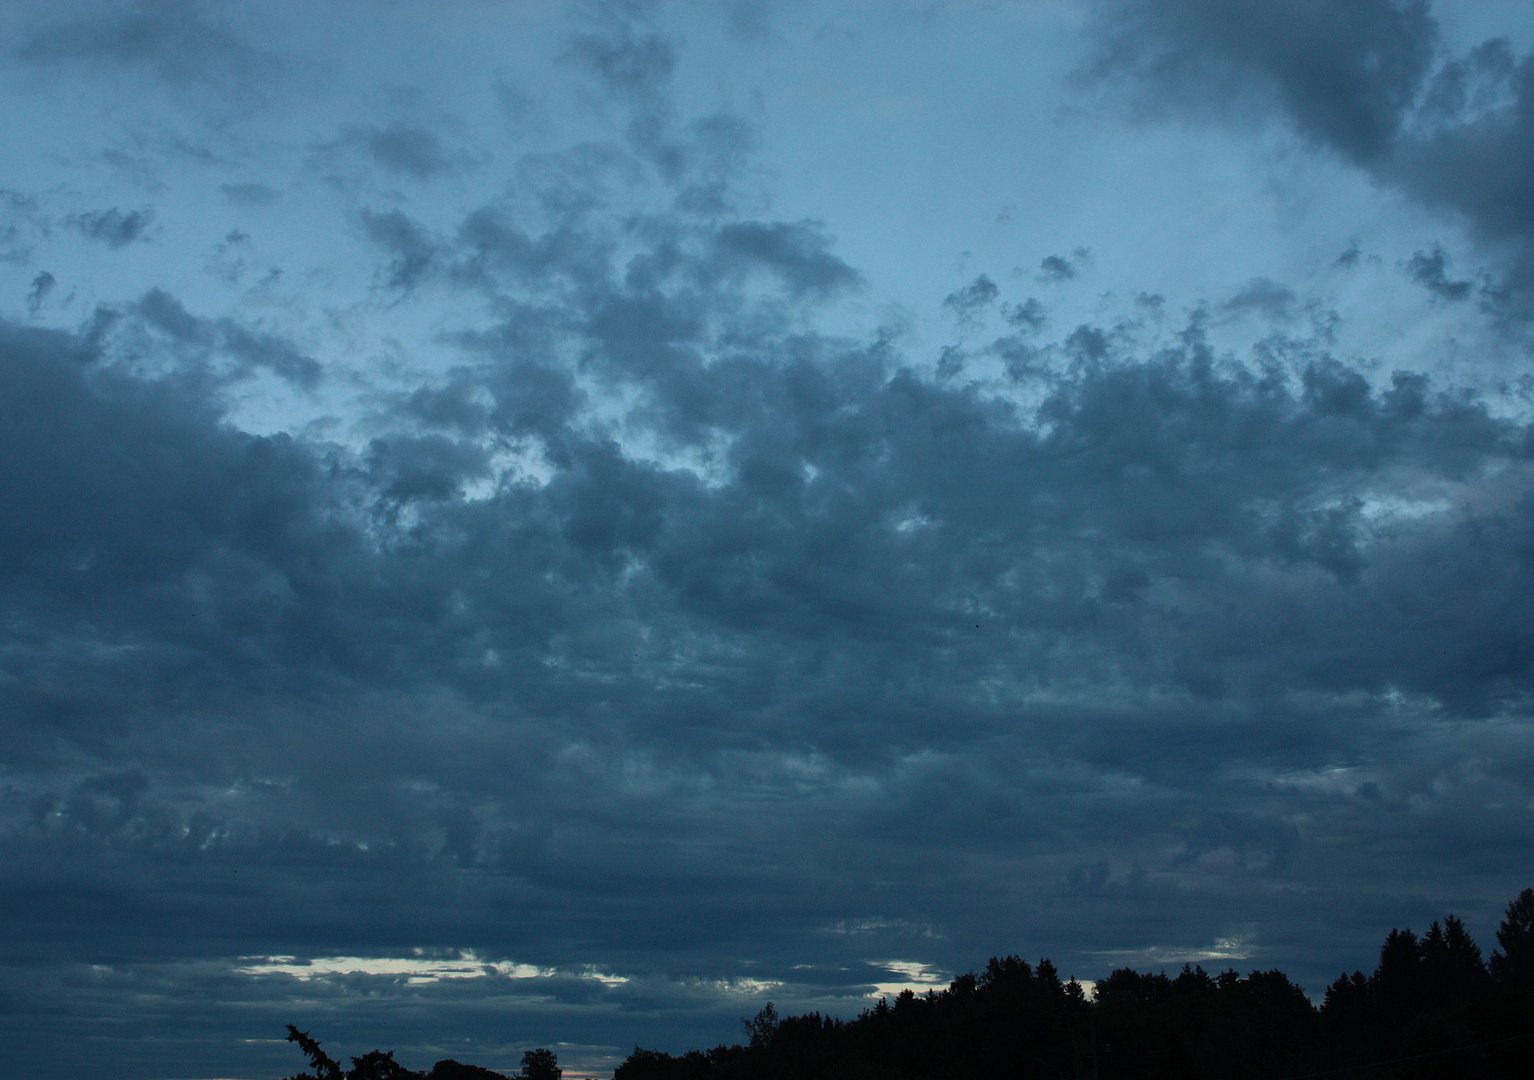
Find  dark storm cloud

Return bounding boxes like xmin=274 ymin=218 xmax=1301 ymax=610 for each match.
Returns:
xmin=1004 ymin=297 xmax=1048 ymax=331
xmin=1094 ymin=0 xmax=1436 ymax=163
xmin=1417 ymin=36 xmax=1518 ymax=120
xmin=1221 ymin=276 xmax=1300 ymax=319
xmin=360 ymin=208 xmax=441 ymax=293
xmin=7 ymin=277 xmax=1531 ymax=835
xmin=1404 ymin=245 xmax=1474 ymax=300
xmin=943 ymin=274 xmax=1000 ymax=320
xmin=130 ymin=287 xmax=323 ymax=385
xmin=710 ymin=221 xmax=861 ymax=298
xmin=366 ymin=435 xmax=492 ymax=507
xmin=8 ymin=5 xmax=1534 ymax=1076
xmin=0 ymin=322 xmax=347 ymax=756
xmin=565 ymin=2 xmax=678 ymax=174
xmin=425 ymin=329 xmax=587 ymax=445
xmin=567 ymin=10 xmax=676 ymax=101
xmin=1095 ymin=0 xmax=1534 ymax=299
xmin=17 ymin=0 xmax=279 ymax=92
xmin=562 ymin=0 xmax=758 ymax=208
xmin=26 ymin=271 xmax=55 ymax=315
xmin=7 ymin=202 xmax=1534 ymax=1072
xmin=345 ymin=123 xmax=454 ymax=181
xmin=68 ymin=207 xmax=154 ymax=249
xmin=1388 ymin=49 xmax=1534 ymax=277
xmin=1037 ymin=254 xmax=1076 ymax=282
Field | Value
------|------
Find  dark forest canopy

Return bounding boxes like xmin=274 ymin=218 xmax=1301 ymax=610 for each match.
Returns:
xmin=287 ymin=888 xmax=1534 ymax=1079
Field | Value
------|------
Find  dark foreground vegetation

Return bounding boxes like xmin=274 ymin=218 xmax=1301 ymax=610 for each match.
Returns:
xmin=287 ymin=888 xmax=1534 ymax=1080
xmin=283 ymin=1031 xmax=559 ymax=1080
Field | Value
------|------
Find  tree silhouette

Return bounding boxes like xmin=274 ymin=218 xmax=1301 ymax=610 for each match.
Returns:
xmin=348 ymin=1049 xmax=416 ymax=1080
xmin=607 ymin=891 xmax=1534 ymax=1080
xmin=286 ymin=1025 xmax=344 ymax=1080
xmin=1372 ymin=926 xmax=1424 ymax=1030
xmin=281 ymin=1027 xmax=514 ymax=1080
xmin=1421 ymin=915 xmax=1491 ymax=1009
xmin=429 ymin=1063 xmax=512 ymax=1080
xmin=1490 ymin=886 xmax=1534 ymax=988
xmin=282 ymin=885 xmax=1534 ymax=1080
xmin=741 ymin=1002 xmax=779 ymax=1050
xmin=518 ymin=1048 xmax=560 ymax=1080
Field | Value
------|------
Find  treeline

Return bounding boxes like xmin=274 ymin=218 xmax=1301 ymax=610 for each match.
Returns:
xmin=284 ymin=887 xmax=1534 ymax=1080
xmin=282 ymin=1030 xmax=559 ymax=1080
xmin=613 ymin=887 xmax=1534 ymax=1080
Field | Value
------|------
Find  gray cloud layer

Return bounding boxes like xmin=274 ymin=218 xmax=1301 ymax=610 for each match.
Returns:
xmin=3 ymin=3 xmax=1533 ymax=1078
xmin=1097 ymin=0 xmax=1534 ymax=301
xmin=6 ymin=242 xmax=1532 ymax=1072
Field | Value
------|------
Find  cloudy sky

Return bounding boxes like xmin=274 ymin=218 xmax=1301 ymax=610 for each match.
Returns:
xmin=4 ymin=1 xmax=1534 ymax=1077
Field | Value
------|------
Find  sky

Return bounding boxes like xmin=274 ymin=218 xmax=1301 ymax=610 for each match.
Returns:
xmin=3 ymin=1 xmax=1534 ymax=1077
